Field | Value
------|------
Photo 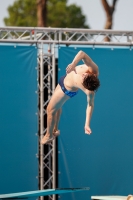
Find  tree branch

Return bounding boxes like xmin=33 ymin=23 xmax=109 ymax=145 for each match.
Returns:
xmin=113 ymin=0 xmax=117 ymax=7
xmin=37 ymin=0 xmax=47 ymax=27
xmin=112 ymin=0 xmax=118 ymax=11
xmin=101 ymin=0 xmax=111 ymax=16
xmin=101 ymin=0 xmax=118 ymax=41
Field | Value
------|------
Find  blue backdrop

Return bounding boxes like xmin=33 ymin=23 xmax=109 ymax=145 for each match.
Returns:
xmin=0 ymin=45 xmax=38 ymax=194
xmin=58 ymin=47 xmax=133 ymax=200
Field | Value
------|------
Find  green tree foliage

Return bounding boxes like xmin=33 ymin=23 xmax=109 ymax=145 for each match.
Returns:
xmin=4 ymin=0 xmax=37 ymax=27
xmin=4 ymin=0 xmax=89 ymax=28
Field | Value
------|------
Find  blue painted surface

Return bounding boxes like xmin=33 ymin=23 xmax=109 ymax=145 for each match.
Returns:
xmin=0 ymin=46 xmax=38 ymax=194
xmin=58 ymin=47 xmax=133 ymax=200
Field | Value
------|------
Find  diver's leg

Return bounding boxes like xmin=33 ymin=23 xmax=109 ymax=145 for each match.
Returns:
xmin=41 ymin=84 xmax=69 ymax=144
xmin=53 ymin=108 xmax=62 ymax=137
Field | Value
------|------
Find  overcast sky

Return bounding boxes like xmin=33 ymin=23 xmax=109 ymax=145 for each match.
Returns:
xmin=0 ymin=0 xmax=133 ymax=30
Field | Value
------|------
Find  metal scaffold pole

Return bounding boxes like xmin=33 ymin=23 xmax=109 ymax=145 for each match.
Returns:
xmin=40 ymin=42 xmax=44 ymax=200
xmin=52 ymin=43 xmax=56 ymax=200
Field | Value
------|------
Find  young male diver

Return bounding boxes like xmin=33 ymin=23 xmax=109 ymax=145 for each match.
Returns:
xmin=41 ymin=50 xmax=100 ymax=144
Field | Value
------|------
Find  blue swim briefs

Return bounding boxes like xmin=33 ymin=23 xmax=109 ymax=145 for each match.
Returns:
xmin=59 ymin=76 xmax=78 ymax=98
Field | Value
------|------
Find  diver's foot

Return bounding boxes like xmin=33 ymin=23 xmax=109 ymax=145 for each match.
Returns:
xmin=127 ymin=195 xmax=133 ymax=200
xmin=53 ymin=130 xmax=60 ymax=137
xmin=41 ymin=134 xmax=55 ymax=145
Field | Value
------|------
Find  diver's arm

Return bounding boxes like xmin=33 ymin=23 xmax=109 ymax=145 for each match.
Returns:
xmin=84 ymin=91 xmax=95 ymax=134
xmin=66 ymin=50 xmax=99 ymax=75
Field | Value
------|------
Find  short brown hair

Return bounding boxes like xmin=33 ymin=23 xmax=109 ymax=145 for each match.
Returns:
xmin=82 ymin=74 xmax=100 ymax=91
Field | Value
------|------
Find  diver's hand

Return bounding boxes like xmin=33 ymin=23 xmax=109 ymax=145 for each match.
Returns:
xmin=66 ymin=63 xmax=76 ymax=74
xmin=84 ymin=126 xmax=92 ymax=135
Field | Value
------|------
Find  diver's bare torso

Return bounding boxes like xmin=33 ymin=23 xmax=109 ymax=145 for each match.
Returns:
xmin=64 ymin=64 xmax=97 ymax=92
xmin=48 ymin=64 xmax=98 ymax=110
